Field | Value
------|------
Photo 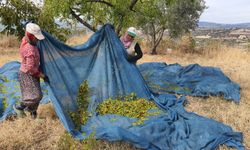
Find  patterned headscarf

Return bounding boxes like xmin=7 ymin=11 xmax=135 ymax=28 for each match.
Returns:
xmin=120 ymin=32 xmax=134 ymax=49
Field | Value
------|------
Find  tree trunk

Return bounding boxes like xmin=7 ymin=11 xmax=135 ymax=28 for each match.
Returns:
xmin=150 ymin=28 xmax=165 ymax=55
xmin=116 ymin=15 xmax=124 ymax=35
xmin=150 ymin=46 xmax=157 ymax=55
xmin=69 ymin=8 xmax=96 ymax=32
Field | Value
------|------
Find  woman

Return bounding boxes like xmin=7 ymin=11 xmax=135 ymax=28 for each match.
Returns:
xmin=13 ymin=23 xmax=46 ymax=119
xmin=120 ymin=27 xmax=143 ymax=64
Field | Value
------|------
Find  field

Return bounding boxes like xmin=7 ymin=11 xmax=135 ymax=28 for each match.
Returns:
xmin=0 ymin=34 xmax=249 ymax=150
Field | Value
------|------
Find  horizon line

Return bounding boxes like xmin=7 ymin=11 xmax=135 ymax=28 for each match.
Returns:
xmin=199 ymin=20 xmax=250 ymax=25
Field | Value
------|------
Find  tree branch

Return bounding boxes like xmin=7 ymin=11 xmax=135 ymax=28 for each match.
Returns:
xmin=129 ymin=0 xmax=138 ymax=11
xmin=86 ymin=0 xmax=113 ymax=7
xmin=116 ymin=15 xmax=124 ymax=35
xmin=116 ymin=0 xmax=139 ymax=34
xmin=155 ymin=29 xmax=164 ymax=46
xmin=69 ymin=8 xmax=96 ymax=32
xmin=71 ymin=7 xmax=81 ymax=13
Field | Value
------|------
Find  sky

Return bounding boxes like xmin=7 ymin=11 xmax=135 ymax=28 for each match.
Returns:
xmin=2 ymin=0 xmax=249 ymax=24
xmin=200 ymin=0 xmax=250 ymax=24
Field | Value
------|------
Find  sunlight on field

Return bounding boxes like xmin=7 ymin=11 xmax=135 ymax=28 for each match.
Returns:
xmin=0 ymin=34 xmax=249 ymax=149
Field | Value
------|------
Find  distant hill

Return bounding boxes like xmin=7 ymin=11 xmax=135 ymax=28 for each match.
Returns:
xmin=198 ymin=21 xmax=250 ymax=29
xmin=2 ymin=21 xmax=250 ymax=32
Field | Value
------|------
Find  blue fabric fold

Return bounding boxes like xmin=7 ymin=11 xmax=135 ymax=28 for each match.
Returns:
xmin=138 ymin=62 xmax=240 ymax=103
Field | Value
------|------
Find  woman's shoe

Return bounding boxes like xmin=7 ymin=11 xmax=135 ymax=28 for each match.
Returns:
xmin=30 ymin=111 xmax=37 ymax=119
xmin=13 ymin=104 xmax=26 ymax=118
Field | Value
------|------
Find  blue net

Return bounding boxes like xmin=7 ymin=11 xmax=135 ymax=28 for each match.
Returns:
xmin=138 ymin=62 xmax=240 ymax=102
xmin=0 ymin=24 xmax=244 ymax=149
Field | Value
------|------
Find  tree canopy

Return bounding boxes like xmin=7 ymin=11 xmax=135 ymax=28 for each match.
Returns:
xmin=44 ymin=0 xmax=141 ymax=34
xmin=136 ymin=0 xmax=205 ymax=54
xmin=0 ymin=0 xmax=205 ymax=53
xmin=44 ymin=0 xmax=205 ymax=53
xmin=0 ymin=0 xmax=70 ymax=41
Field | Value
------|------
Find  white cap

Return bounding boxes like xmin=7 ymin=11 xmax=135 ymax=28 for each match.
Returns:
xmin=127 ymin=27 xmax=137 ymax=37
xmin=26 ymin=23 xmax=45 ymax=40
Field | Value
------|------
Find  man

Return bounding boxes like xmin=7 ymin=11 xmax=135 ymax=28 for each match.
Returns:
xmin=13 ymin=23 xmax=46 ymax=119
xmin=120 ymin=27 xmax=143 ymax=64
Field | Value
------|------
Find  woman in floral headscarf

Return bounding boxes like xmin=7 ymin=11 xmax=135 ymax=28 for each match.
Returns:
xmin=13 ymin=23 xmax=47 ymax=119
xmin=120 ymin=27 xmax=143 ymax=64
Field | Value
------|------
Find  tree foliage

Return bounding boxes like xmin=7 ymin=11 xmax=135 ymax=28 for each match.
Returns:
xmin=136 ymin=0 xmax=170 ymax=54
xmin=0 ymin=0 xmax=205 ymax=52
xmin=44 ymin=0 xmax=140 ymax=35
xmin=167 ymin=0 xmax=205 ymax=38
xmin=44 ymin=0 xmax=205 ymax=54
xmin=0 ymin=0 xmax=70 ymax=41
xmin=136 ymin=0 xmax=205 ymax=54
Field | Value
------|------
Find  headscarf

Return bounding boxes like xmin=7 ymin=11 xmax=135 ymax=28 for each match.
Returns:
xmin=121 ymin=33 xmax=134 ymax=49
xmin=26 ymin=31 xmax=37 ymax=42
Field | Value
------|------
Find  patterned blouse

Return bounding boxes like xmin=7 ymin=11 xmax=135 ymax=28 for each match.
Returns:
xmin=20 ymin=37 xmax=41 ymax=77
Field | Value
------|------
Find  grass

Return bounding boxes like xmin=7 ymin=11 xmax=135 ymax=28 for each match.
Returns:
xmin=65 ymin=34 xmax=93 ymax=46
xmin=0 ymin=34 xmax=249 ymax=149
xmin=139 ymin=45 xmax=250 ymax=150
xmin=0 ymin=34 xmax=19 ymax=48
xmin=0 ymin=34 xmax=20 ymax=67
xmin=0 ymin=104 xmax=63 ymax=150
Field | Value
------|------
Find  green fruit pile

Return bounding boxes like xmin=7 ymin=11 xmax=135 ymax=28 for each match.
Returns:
xmin=2 ymin=97 xmax=8 ymax=110
xmin=97 ymin=93 xmax=162 ymax=126
xmin=70 ymin=81 xmax=163 ymax=128
xmin=0 ymin=77 xmax=8 ymax=111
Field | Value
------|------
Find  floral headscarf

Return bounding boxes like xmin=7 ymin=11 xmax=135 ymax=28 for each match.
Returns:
xmin=120 ymin=32 xmax=134 ymax=49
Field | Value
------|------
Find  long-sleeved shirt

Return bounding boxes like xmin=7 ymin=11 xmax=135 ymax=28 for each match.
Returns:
xmin=127 ymin=43 xmax=143 ymax=64
xmin=20 ymin=37 xmax=41 ymax=77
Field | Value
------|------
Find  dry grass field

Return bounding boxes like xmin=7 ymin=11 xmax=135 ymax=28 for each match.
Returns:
xmin=0 ymin=34 xmax=249 ymax=150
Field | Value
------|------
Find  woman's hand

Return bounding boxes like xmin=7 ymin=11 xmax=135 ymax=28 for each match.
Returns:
xmin=39 ymin=73 xmax=49 ymax=83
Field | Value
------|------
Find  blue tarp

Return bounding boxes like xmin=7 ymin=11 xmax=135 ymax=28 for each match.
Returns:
xmin=138 ymin=62 xmax=240 ymax=102
xmin=0 ymin=61 xmax=49 ymax=120
xmin=0 ymin=24 xmax=244 ymax=149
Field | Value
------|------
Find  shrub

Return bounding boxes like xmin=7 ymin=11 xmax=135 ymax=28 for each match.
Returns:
xmin=177 ymin=35 xmax=196 ymax=53
xmin=57 ymin=132 xmax=138 ymax=150
xmin=156 ymin=37 xmax=176 ymax=54
xmin=69 ymin=80 xmax=90 ymax=129
xmin=197 ymin=39 xmax=223 ymax=56
xmin=0 ymin=75 xmax=9 ymax=112
xmin=57 ymin=132 xmax=97 ymax=150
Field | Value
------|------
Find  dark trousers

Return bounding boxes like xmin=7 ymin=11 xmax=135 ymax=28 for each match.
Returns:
xmin=19 ymin=71 xmax=42 ymax=112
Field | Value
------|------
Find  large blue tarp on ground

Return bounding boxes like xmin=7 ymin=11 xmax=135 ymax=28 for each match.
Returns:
xmin=0 ymin=24 xmax=244 ymax=149
xmin=138 ymin=62 xmax=240 ymax=103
